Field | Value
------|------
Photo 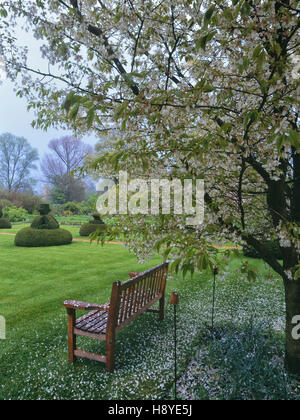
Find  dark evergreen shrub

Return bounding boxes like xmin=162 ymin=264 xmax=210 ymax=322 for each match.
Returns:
xmin=243 ymin=240 xmax=283 ymax=260
xmin=89 ymin=213 xmax=104 ymax=224
xmin=79 ymin=223 xmax=106 ymax=237
xmin=39 ymin=204 xmax=51 ymax=215
xmin=15 ymin=227 xmax=72 ymax=247
xmin=0 ymin=208 xmax=12 ymax=229
xmin=80 ymin=213 xmax=106 ymax=236
xmin=0 ymin=218 xmax=12 ymax=229
xmin=14 ymin=204 xmax=72 ymax=247
xmin=30 ymin=215 xmax=59 ymax=230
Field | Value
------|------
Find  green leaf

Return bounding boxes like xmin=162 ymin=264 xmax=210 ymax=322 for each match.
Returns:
xmin=252 ymin=44 xmax=266 ymax=67
xmin=129 ymin=72 xmax=145 ymax=78
xmin=240 ymin=0 xmax=251 ymax=16
xmin=86 ymin=107 xmax=95 ymax=129
xmin=289 ymin=130 xmax=300 ymax=149
xmin=203 ymin=6 xmax=215 ymax=27
xmin=121 ymin=118 xmax=128 ymax=131
xmin=196 ymin=31 xmax=216 ymax=51
xmin=63 ymin=91 xmax=81 ymax=112
xmin=170 ymin=257 xmax=182 ymax=274
xmin=220 ymin=123 xmax=232 ymax=133
xmin=243 ymin=110 xmax=259 ymax=128
xmin=223 ymin=7 xmax=233 ymax=21
xmin=277 ymin=130 xmax=300 ymax=152
xmin=253 ymin=45 xmax=263 ymax=59
xmin=69 ymin=103 xmax=80 ymax=120
xmin=294 ymin=268 xmax=300 ymax=280
xmin=114 ymin=101 xmax=129 ymax=120
xmin=0 ymin=8 xmax=8 ymax=17
xmin=163 ymin=246 xmax=173 ymax=259
xmin=276 ymin=134 xmax=286 ymax=151
xmin=154 ymin=238 xmax=166 ymax=253
xmin=182 ymin=263 xmax=191 ymax=279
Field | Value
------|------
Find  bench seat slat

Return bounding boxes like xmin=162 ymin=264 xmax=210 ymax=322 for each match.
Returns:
xmin=76 ymin=310 xmax=108 ymax=333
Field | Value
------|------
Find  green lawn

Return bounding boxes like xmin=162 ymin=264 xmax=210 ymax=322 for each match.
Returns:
xmin=3 ymin=223 xmax=83 ymax=239
xmin=0 ymin=229 xmax=299 ymax=400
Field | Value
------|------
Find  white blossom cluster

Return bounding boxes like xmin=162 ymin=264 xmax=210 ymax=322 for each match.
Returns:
xmin=0 ymin=0 xmax=299 ymax=279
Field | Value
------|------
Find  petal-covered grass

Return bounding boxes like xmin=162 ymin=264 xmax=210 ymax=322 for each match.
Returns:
xmin=0 ymin=231 xmax=299 ymax=400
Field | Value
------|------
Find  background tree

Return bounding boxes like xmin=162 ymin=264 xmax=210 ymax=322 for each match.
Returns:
xmin=0 ymin=190 xmax=41 ymax=214
xmin=41 ymin=136 xmax=93 ymax=203
xmin=0 ymin=133 xmax=39 ymax=192
xmin=1 ymin=0 xmax=300 ymax=374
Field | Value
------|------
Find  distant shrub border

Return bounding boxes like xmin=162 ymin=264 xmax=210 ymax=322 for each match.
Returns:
xmin=2 ymin=206 xmax=28 ymax=222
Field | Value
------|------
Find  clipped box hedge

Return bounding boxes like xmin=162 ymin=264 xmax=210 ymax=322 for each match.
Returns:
xmin=79 ymin=223 xmax=106 ymax=237
xmin=15 ymin=227 xmax=72 ymax=247
xmin=30 ymin=215 xmax=59 ymax=230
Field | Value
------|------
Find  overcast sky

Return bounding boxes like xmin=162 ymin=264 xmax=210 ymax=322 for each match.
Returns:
xmin=0 ymin=79 xmax=98 ymax=156
xmin=0 ymin=22 xmax=98 ymax=159
xmin=0 ymin=22 xmax=99 ymax=190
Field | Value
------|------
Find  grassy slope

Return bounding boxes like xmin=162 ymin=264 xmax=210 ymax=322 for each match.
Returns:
xmin=0 ymin=237 xmax=161 ymax=329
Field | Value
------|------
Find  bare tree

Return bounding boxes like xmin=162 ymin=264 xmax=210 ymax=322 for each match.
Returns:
xmin=41 ymin=136 xmax=93 ymax=203
xmin=0 ymin=133 xmax=39 ymax=192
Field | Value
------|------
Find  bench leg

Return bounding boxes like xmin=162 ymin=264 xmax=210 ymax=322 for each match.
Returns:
xmin=106 ymin=336 xmax=115 ymax=373
xmin=67 ymin=308 xmax=76 ymax=363
xmin=159 ymin=294 xmax=165 ymax=321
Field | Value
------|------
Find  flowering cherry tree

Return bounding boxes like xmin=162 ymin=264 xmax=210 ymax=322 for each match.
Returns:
xmin=0 ymin=0 xmax=299 ymax=373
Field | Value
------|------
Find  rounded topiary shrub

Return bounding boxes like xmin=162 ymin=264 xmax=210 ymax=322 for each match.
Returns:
xmin=243 ymin=240 xmax=283 ymax=260
xmin=80 ymin=223 xmax=106 ymax=237
xmin=0 ymin=208 xmax=12 ymax=229
xmin=15 ymin=204 xmax=72 ymax=247
xmin=15 ymin=227 xmax=72 ymax=247
xmin=79 ymin=213 xmax=106 ymax=237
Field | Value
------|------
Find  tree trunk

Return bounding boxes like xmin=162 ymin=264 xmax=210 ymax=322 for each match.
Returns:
xmin=284 ymin=278 xmax=300 ymax=375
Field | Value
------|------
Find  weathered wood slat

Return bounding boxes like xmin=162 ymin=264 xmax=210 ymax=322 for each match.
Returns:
xmin=115 ymin=293 xmax=163 ymax=332
xmin=74 ymin=349 xmax=106 ymax=363
xmin=76 ymin=311 xmax=108 ymax=333
xmin=74 ymin=328 xmax=106 ymax=340
xmin=76 ymin=310 xmax=107 ymax=329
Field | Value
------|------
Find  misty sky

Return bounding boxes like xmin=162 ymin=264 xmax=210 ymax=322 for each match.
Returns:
xmin=0 ymin=79 xmax=98 ymax=153
xmin=0 ymin=21 xmax=99 ymax=187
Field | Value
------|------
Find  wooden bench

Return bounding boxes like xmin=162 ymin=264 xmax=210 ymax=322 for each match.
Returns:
xmin=62 ymin=262 xmax=168 ymax=372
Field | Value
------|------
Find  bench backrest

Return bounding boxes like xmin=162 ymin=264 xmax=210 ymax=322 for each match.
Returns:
xmin=107 ymin=263 xmax=168 ymax=331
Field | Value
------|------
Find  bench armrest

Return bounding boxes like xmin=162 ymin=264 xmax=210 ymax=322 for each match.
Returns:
xmin=63 ymin=300 xmax=110 ymax=311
